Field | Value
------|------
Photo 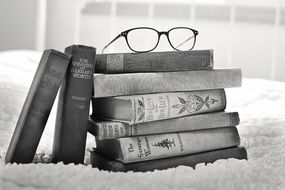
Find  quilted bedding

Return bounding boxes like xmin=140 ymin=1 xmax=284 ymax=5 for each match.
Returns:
xmin=0 ymin=50 xmax=284 ymax=190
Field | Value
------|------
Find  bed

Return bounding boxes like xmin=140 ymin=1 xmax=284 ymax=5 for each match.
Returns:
xmin=0 ymin=50 xmax=285 ymax=190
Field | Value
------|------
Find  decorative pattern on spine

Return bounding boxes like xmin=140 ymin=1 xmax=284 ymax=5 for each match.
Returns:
xmin=172 ymin=95 xmax=218 ymax=114
xmin=131 ymin=89 xmax=226 ymax=124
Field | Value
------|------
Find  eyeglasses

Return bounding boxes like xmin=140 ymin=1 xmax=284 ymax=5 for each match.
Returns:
xmin=102 ymin=27 xmax=199 ymax=53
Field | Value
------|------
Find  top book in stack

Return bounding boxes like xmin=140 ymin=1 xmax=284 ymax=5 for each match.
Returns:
xmin=94 ymin=50 xmax=213 ymax=73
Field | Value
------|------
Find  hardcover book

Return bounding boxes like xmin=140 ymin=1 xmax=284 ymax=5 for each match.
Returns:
xmin=93 ymin=69 xmax=242 ymax=97
xmin=95 ymin=49 xmax=213 ymax=73
xmin=52 ymin=45 xmax=96 ymax=164
xmin=90 ymin=147 xmax=247 ymax=172
xmin=5 ymin=49 xmax=70 ymax=164
xmin=91 ymin=89 xmax=226 ymax=124
xmin=88 ymin=112 xmax=240 ymax=140
xmin=95 ymin=126 xmax=240 ymax=163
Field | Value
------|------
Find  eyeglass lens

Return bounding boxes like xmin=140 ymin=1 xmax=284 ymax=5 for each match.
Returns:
xmin=127 ymin=28 xmax=159 ymax=52
xmin=169 ymin=28 xmax=195 ymax=51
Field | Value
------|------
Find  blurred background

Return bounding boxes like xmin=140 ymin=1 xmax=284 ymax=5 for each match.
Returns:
xmin=1 ymin=0 xmax=285 ymax=81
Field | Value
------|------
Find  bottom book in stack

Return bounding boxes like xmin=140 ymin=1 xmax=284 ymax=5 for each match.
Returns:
xmin=90 ymin=147 xmax=247 ymax=172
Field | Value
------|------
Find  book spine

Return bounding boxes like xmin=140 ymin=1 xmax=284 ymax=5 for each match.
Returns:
xmin=133 ymin=112 xmax=239 ymax=135
xmin=95 ymin=50 xmax=213 ymax=73
xmin=88 ymin=119 xmax=132 ymax=140
xmin=130 ymin=89 xmax=226 ymax=124
xmin=90 ymin=147 xmax=247 ymax=172
xmin=93 ymin=69 xmax=242 ymax=98
xmin=90 ymin=112 xmax=239 ymax=139
xmin=52 ymin=45 xmax=96 ymax=164
xmin=96 ymin=127 xmax=240 ymax=163
xmin=5 ymin=50 xmax=70 ymax=164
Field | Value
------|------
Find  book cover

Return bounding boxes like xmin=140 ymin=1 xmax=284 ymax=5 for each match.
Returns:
xmin=52 ymin=45 xmax=96 ymax=164
xmin=93 ymin=69 xmax=242 ymax=98
xmin=95 ymin=126 xmax=240 ymax=163
xmin=88 ymin=112 xmax=240 ymax=140
xmin=5 ymin=49 xmax=70 ymax=164
xmin=90 ymin=147 xmax=247 ymax=172
xmin=95 ymin=49 xmax=213 ymax=73
xmin=92 ymin=89 xmax=226 ymax=124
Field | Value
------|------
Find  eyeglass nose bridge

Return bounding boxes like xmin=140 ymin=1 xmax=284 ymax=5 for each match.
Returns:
xmin=157 ymin=31 xmax=170 ymax=44
xmin=158 ymin=31 xmax=169 ymax=37
xmin=156 ymin=31 xmax=172 ymax=49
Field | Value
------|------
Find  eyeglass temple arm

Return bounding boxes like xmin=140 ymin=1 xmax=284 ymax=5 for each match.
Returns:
xmin=102 ymin=33 xmax=123 ymax=53
xmin=174 ymin=35 xmax=195 ymax=49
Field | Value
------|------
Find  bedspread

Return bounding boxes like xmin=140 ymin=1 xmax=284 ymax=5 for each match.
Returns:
xmin=0 ymin=50 xmax=284 ymax=190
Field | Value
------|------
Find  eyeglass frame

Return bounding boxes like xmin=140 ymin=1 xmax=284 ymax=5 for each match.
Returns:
xmin=102 ymin=27 xmax=199 ymax=53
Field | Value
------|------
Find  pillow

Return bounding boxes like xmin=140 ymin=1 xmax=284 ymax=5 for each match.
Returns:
xmin=0 ymin=50 xmax=41 ymax=86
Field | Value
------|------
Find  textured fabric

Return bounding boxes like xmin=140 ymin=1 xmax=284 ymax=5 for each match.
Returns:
xmin=0 ymin=51 xmax=285 ymax=190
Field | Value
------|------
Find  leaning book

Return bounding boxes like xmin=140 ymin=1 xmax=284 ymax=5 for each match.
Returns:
xmin=52 ymin=45 xmax=96 ymax=164
xmin=5 ymin=49 xmax=70 ymax=164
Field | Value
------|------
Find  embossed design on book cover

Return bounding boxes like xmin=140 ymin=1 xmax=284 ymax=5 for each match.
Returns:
xmin=152 ymin=138 xmax=176 ymax=150
xmin=172 ymin=95 xmax=218 ymax=114
xmin=106 ymin=54 xmax=124 ymax=71
xmin=137 ymin=100 xmax=145 ymax=121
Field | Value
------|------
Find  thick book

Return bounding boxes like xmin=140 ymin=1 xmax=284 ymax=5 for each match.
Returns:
xmin=95 ymin=126 xmax=240 ymax=163
xmin=5 ymin=49 xmax=70 ymax=164
xmin=93 ymin=69 xmax=242 ymax=98
xmin=92 ymin=89 xmax=226 ymax=124
xmin=90 ymin=147 xmax=247 ymax=172
xmin=88 ymin=112 xmax=239 ymax=140
xmin=94 ymin=50 xmax=213 ymax=73
xmin=52 ymin=45 xmax=96 ymax=164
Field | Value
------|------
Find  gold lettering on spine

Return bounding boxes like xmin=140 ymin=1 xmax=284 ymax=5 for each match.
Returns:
xmin=144 ymin=136 xmax=151 ymax=157
xmin=107 ymin=124 xmax=113 ymax=138
xmin=177 ymin=133 xmax=184 ymax=152
xmin=128 ymin=143 xmax=134 ymax=153
xmin=134 ymin=94 xmax=169 ymax=123
xmin=71 ymin=58 xmax=94 ymax=79
xmin=40 ymin=66 xmax=62 ymax=92
xmin=30 ymin=104 xmax=47 ymax=119
xmin=135 ymin=136 xmax=152 ymax=158
xmin=136 ymin=137 xmax=144 ymax=158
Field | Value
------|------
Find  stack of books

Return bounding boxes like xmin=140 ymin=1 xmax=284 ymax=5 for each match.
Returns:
xmin=88 ymin=50 xmax=247 ymax=172
xmin=4 ymin=45 xmax=246 ymax=170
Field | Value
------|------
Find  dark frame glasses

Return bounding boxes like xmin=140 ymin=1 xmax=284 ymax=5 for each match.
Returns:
xmin=102 ymin=27 xmax=199 ymax=53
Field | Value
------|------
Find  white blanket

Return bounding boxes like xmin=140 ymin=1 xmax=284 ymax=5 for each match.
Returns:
xmin=0 ymin=50 xmax=284 ymax=190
